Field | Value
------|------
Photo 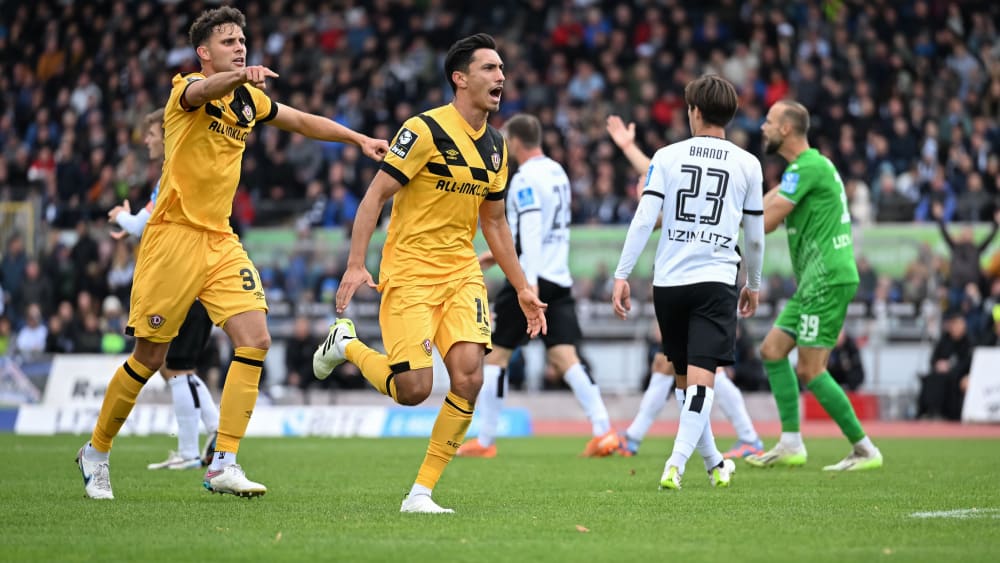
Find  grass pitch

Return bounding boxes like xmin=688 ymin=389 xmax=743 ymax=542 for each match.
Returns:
xmin=2 ymin=434 xmax=998 ymax=562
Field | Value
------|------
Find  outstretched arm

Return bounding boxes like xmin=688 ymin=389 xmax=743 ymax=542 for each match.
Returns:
xmin=182 ymin=66 xmax=278 ymax=109
xmin=269 ymin=104 xmax=388 ymax=161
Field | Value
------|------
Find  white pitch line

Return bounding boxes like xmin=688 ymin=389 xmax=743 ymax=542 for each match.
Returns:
xmin=909 ymin=508 xmax=1000 ymax=519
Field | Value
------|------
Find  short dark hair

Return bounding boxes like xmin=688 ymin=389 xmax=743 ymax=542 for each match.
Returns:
xmin=684 ymin=74 xmax=739 ymax=128
xmin=777 ymin=100 xmax=810 ymax=136
xmin=444 ymin=33 xmax=497 ymax=93
xmin=189 ymin=6 xmax=246 ymax=49
xmin=504 ymin=114 xmax=542 ymax=148
xmin=143 ymin=108 xmax=164 ymax=131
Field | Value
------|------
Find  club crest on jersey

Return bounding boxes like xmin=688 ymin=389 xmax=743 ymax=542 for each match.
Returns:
xmin=148 ymin=314 xmax=165 ymax=329
xmin=780 ymin=172 xmax=800 ymax=194
xmin=422 ymin=339 xmax=432 ymax=356
xmin=390 ymin=128 xmax=418 ymax=159
xmin=491 ymin=151 xmax=501 ymax=171
xmin=516 ymin=187 xmax=537 ymax=209
xmin=241 ymin=104 xmax=254 ymax=122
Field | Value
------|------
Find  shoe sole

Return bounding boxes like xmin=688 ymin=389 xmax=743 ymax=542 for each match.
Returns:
xmin=202 ymin=482 xmax=267 ymax=498
xmin=744 ymin=454 xmax=807 ymax=468
xmin=823 ymin=458 xmax=884 ymax=472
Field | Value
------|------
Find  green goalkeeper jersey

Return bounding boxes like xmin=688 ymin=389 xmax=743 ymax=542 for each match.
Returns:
xmin=776 ymin=148 xmax=859 ymax=291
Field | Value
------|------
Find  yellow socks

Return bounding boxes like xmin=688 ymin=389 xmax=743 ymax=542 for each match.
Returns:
xmin=216 ymin=346 xmax=267 ymax=454
xmin=415 ymin=392 xmax=474 ymax=490
xmin=90 ymin=357 xmax=156 ymax=452
xmin=346 ymin=340 xmax=398 ymax=400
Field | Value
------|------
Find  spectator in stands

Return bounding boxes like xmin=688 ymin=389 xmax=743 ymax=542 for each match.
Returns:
xmin=934 ymin=206 xmax=1000 ymax=307
xmin=284 ymin=316 xmax=323 ymax=392
xmin=45 ymin=315 xmax=74 ymax=354
xmin=1 ymin=233 xmax=27 ymax=322
xmin=918 ymin=310 xmax=972 ymax=421
xmin=14 ymin=304 xmax=47 ymax=357
xmin=827 ymin=329 xmax=865 ymax=391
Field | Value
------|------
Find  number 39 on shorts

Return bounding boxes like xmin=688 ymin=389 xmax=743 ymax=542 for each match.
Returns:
xmin=798 ymin=314 xmax=820 ymax=341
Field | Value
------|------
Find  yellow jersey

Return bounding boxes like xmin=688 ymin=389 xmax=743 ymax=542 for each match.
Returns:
xmin=151 ymin=72 xmax=276 ymax=233
xmin=379 ymin=104 xmax=508 ymax=287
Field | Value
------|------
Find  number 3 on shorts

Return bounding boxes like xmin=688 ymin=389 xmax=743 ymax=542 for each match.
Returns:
xmin=798 ymin=314 xmax=820 ymax=341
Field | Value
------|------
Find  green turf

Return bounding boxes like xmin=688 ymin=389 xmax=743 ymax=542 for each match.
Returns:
xmin=2 ymin=435 xmax=998 ymax=563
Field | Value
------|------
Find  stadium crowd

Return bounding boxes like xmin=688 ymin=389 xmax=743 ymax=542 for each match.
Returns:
xmin=1 ymin=1 xmax=999 ymax=408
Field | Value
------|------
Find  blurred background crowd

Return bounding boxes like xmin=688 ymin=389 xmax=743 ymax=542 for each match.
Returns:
xmin=1 ymin=1 xmax=999 ymax=415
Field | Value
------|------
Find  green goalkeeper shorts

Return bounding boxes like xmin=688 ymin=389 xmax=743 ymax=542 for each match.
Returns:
xmin=774 ymin=282 xmax=858 ymax=348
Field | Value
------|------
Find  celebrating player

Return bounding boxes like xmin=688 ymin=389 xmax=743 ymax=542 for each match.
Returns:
xmin=312 ymin=34 xmax=547 ymax=514
xmin=76 ymin=6 xmax=388 ymax=500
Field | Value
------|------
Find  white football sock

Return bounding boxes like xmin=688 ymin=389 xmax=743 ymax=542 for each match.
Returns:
xmin=209 ymin=451 xmax=236 ymax=471
xmin=714 ymin=370 xmax=759 ymax=444
xmin=563 ymin=363 xmax=610 ymax=436
xmin=476 ymin=364 xmax=505 ymax=448
xmin=853 ymin=436 xmax=876 ymax=453
xmin=625 ymin=371 xmax=673 ymax=444
xmin=168 ymin=374 xmax=201 ymax=459
xmin=780 ymin=432 xmax=804 ymax=448
xmin=408 ymin=483 xmax=432 ymax=499
xmin=666 ymin=385 xmax=715 ymax=472
xmin=189 ymin=374 xmax=219 ymax=433
xmin=677 ymin=387 xmax=723 ymax=471
xmin=84 ymin=443 xmax=109 ymax=462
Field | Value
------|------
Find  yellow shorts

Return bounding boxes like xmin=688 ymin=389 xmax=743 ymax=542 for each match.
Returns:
xmin=379 ymin=276 xmax=491 ymax=371
xmin=127 ymin=223 xmax=267 ymax=342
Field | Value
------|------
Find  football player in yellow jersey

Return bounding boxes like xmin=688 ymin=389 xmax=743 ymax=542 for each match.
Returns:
xmin=313 ymin=33 xmax=548 ymax=514
xmin=76 ymin=6 xmax=388 ymax=500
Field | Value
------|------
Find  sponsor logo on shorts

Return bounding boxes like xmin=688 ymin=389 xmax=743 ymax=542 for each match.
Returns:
xmin=421 ymin=339 xmax=432 ymax=356
xmin=254 ymin=291 xmax=265 ymax=300
xmin=148 ymin=314 xmax=165 ymax=329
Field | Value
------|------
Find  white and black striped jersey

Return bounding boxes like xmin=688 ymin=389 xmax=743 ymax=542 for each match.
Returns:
xmin=615 ymin=136 xmax=765 ymax=288
xmin=506 ymin=155 xmax=573 ymax=288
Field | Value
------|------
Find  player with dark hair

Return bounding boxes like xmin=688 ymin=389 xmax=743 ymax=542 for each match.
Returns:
xmin=313 ymin=33 xmax=547 ymax=514
xmin=76 ymin=6 xmax=388 ymax=500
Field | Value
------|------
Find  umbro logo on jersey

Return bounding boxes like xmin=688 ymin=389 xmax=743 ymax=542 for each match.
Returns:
xmin=390 ymin=128 xmax=419 ymax=159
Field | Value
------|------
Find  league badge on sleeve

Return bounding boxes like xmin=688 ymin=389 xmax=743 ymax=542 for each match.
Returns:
xmin=779 ymin=172 xmax=800 ymax=195
xmin=390 ymin=128 xmax=419 ymax=159
xmin=516 ymin=187 xmax=537 ymax=209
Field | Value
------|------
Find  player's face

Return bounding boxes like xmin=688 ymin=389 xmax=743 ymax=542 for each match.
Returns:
xmin=203 ymin=23 xmax=247 ymax=73
xmin=462 ymin=48 xmax=505 ymax=113
xmin=144 ymin=123 xmax=164 ymax=160
xmin=761 ymin=105 xmax=785 ymax=155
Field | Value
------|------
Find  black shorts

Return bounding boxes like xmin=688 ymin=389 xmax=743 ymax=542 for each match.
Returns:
xmin=492 ymin=279 xmax=582 ymax=350
xmin=164 ymin=300 xmax=214 ymax=371
xmin=653 ymin=282 xmax=738 ymax=375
